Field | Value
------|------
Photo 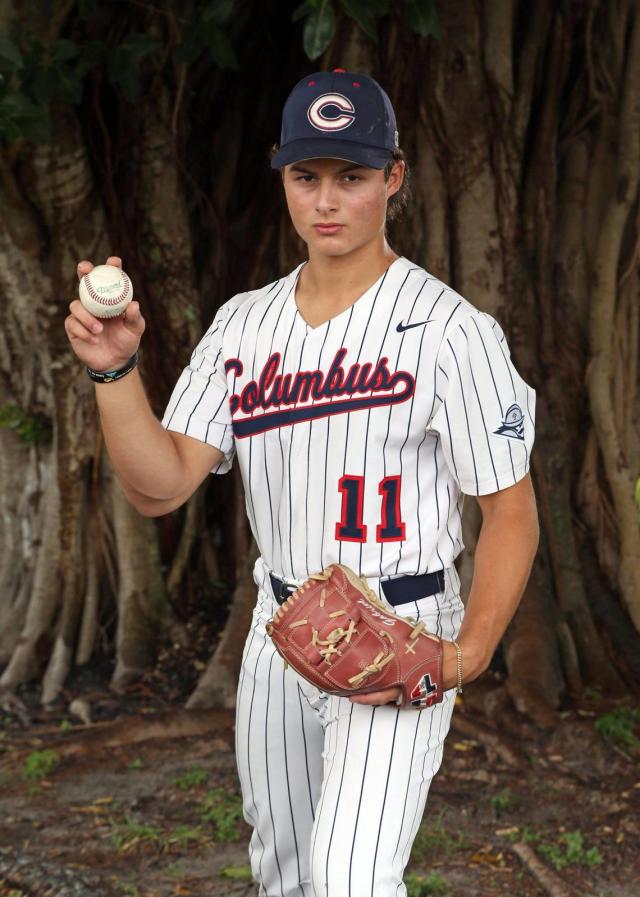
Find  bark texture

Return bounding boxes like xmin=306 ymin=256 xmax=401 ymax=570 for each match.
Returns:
xmin=0 ymin=1 xmax=638 ymax=720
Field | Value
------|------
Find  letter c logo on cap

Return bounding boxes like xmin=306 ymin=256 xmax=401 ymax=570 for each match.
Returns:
xmin=307 ymin=93 xmax=355 ymax=132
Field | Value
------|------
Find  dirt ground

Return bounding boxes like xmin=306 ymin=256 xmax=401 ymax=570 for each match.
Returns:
xmin=1 ymin=656 xmax=638 ymax=897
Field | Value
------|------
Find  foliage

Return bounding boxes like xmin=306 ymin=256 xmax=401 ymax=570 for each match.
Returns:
xmin=199 ymin=787 xmax=245 ymax=841
xmin=405 ymin=871 xmax=451 ymax=897
xmin=172 ymin=767 xmax=210 ymax=789
xmin=0 ymin=403 xmax=52 ymax=445
xmin=537 ymin=830 xmax=603 ymax=870
xmin=594 ymin=704 xmax=640 ymax=751
xmin=109 ymin=815 xmax=163 ymax=852
xmin=410 ymin=809 xmax=469 ymax=861
xmin=502 ymin=824 xmax=603 ymax=870
xmin=167 ymin=824 xmax=206 ymax=848
xmin=0 ymin=30 xmax=161 ymax=142
xmin=503 ymin=825 xmax=541 ymax=844
xmin=403 ymin=0 xmax=442 ymax=39
xmin=0 ymin=0 xmax=441 ymax=145
xmin=22 ymin=748 xmax=59 ymax=780
xmin=293 ymin=0 xmax=441 ymax=59
xmin=0 ymin=1 xmax=238 ymax=144
xmin=108 ymin=814 xmax=209 ymax=854
xmin=128 ymin=757 xmax=144 ymax=769
xmin=220 ymin=864 xmax=254 ymax=880
xmin=490 ymin=786 xmax=521 ymax=816
xmin=117 ymin=884 xmax=142 ymax=897
xmin=175 ymin=0 xmax=238 ymax=67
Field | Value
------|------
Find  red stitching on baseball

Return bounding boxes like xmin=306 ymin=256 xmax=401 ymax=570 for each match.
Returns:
xmin=84 ymin=272 xmax=132 ymax=306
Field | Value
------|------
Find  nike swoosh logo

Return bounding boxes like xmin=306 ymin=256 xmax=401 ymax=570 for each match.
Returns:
xmin=396 ymin=319 xmax=434 ymax=332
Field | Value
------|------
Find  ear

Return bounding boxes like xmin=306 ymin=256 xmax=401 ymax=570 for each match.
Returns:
xmin=386 ymin=160 xmax=405 ymax=199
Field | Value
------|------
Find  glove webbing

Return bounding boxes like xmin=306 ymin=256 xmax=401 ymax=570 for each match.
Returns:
xmin=348 ymin=619 xmax=429 ymax=686
xmin=348 ymin=647 xmax=395 ymax=686
xmin=289 ymin=610 xmax=358 ymax=664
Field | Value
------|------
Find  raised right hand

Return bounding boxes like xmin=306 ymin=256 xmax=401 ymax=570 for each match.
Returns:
xmin=65 ymin=255 xmax=146 ymax=372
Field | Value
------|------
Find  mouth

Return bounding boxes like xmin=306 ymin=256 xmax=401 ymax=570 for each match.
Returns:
xmin=313 ymin=223 xmax=344 ymax=235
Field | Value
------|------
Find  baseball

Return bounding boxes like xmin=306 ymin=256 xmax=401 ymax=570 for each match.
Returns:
xmin=79 ymin=264 xmax=133 ymax=318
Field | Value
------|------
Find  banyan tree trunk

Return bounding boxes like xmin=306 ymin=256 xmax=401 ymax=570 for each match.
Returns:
xmin=0 ymin=0 xmax=638 ymax=719
xmin=187 ymin=471 xmax=259 ymax=710
xmin=0 ymin=6 xmax=175 ymax=704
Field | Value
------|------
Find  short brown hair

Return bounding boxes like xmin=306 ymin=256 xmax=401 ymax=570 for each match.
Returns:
xmin=383 ymin=148 xmax=411 ymax=223
xmin=269 ymin=145 xmax=412 ymax=224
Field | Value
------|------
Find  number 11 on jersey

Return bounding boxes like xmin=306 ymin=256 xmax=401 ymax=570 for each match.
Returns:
xmin=336 ymin=474 xmax=406 ymax=543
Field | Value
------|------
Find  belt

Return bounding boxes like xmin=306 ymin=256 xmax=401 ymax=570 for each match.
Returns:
xmin=268 ymin=569 xmax=445 ymax=607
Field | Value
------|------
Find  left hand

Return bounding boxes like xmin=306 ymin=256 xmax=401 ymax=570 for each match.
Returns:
xmin=349 ymin=639 xmax=461 ymax=706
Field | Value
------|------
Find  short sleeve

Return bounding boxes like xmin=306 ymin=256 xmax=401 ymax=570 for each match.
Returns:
xmin=429 ymin=312 xmax=536 ymax=495
xmin=161 ymin=303 xmax=235 ymax=475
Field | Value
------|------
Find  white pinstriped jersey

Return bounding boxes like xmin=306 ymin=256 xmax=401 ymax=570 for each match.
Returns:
xmin=161 ymin=255 xmax=536 ymax=582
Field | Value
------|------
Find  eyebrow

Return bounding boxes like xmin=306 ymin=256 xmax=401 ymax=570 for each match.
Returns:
xmin=289 ymin=162 xmax=366 ymax=175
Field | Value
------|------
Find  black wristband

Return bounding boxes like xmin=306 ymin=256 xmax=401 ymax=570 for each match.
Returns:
xmin=86 ymin=351 xmax=138 ymax=384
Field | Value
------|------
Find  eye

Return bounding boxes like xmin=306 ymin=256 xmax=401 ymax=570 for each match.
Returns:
xmin=343 ymin=174 xmax=361 ymax=182
xmin=295 ymin=174 xmax=315 ymax=182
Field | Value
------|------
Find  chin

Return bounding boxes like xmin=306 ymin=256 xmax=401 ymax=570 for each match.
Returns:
xmin=305 ymin=233 xmax=368 ymax=258
xmin=311 ymin=244 xmax=354 ymax=258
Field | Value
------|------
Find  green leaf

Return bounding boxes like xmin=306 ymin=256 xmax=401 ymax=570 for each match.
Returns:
xmin=0 ymin=91 xmax=50 ymax=144
xmin=77 ymin=40 xmax=108 ymax=76
xmin=176 ymin=22 xmax=206 ymax=65
xmin=366 ymin=0 xmax=390 ymax=13
xmin=51 ymin=39 xmax=80 ymax=63
xmin=78 ymin=0 xmax=109 ymax=26
xmin=0 ymin=36 xmax=23 ymax=71
xmin=203 ymin=25 xmax=238 ymax=69
xmin=339 ymin=0 xmax=379 ymax=41
xmin=109 ymin=67 xmax=140 ymax=103
xmin=635 ymin=477 xmax=640 ymax=507
xmin=107 ymin=35 xmax=162 ymax=102
xmin=53 ymin=67 xmax=83 ymax=104
xmin=292 ymin=1 xmax=311 ymax=21
xmin=117 ymin=33 xmax=162 ymax=64
xmin=203 ymin=0 xmax=236 ymax=24
xmin=404 ymin=0 xmax=442 ymax=39
xmin=220 ymin=865 xmax=253 ymax=881
xmin=303 ymin=0 xmax=336 ymax=60
xmin=23 ymin=749 xmax=59 ymax=781
xmin=28 ymin=60 xmax=83 ymax=106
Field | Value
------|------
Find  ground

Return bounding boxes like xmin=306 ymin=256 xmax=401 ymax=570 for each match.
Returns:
xmin=0 ymin=625 xmax=638 ymax=897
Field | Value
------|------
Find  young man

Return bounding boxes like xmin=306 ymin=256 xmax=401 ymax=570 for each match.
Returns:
xmin=67 ymin=70 xmax=539 ymax=897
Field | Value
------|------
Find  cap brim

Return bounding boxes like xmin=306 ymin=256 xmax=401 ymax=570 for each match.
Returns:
xmin=270 ymin=138 xmax=393 ymax=170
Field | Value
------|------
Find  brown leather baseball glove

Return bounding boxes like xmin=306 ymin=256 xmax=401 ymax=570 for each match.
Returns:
xmin=265 ymin=564 xmax=444 ymax=709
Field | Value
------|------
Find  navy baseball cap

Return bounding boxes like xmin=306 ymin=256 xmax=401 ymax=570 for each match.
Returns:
xmin=270 ymin=68 xmax=399 ymax=170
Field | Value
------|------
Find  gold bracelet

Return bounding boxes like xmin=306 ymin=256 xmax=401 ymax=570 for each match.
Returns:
xmin=451 ymin=639 xmax=463 ymax=695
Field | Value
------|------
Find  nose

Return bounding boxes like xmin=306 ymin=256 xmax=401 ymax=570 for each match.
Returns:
xmin=315 ymin=177 xmax=339 ymax=214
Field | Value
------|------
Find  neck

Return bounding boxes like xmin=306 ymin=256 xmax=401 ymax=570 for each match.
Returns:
xmin=301 ymin=238 xmax=398 ymax=301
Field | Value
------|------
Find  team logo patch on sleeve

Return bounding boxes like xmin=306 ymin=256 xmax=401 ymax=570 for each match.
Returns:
xmin=410 ymin=673 xmax=438 ymax=708
xmin=493 ymin=403 xmax=525 ymax=441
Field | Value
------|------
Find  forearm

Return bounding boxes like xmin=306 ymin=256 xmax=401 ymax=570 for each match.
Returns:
xmin=95 ymin=368 xmax=185 ymax=501
xmin=457 ymin=498 xmax=540 ymax=680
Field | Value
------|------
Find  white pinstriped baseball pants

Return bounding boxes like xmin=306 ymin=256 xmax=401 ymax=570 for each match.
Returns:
xmin=235 ymin=557 xmax=465 ymax=897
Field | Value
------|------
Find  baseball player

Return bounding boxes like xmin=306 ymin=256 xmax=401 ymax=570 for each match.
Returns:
xmin=66 ymin=70 xmax=539 ymax=897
